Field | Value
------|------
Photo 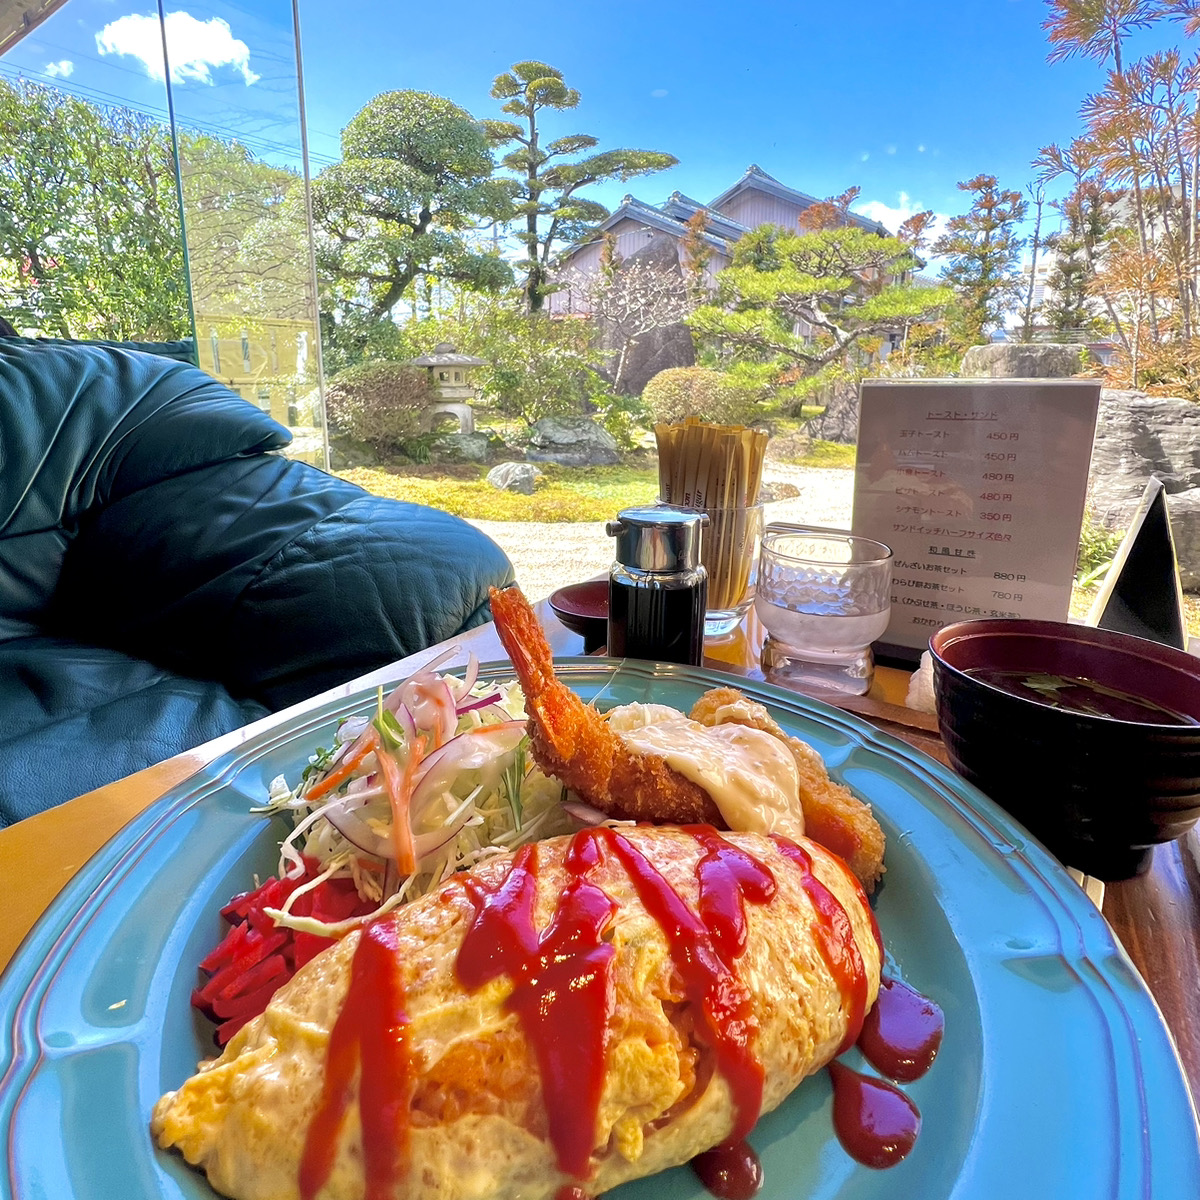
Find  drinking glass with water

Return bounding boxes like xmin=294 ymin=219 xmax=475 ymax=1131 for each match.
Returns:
xmin=755 ymin=526 xmax=894 ymax=695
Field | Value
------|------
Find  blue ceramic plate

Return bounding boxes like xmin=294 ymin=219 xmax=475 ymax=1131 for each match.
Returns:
xmin=2 ymin=659 xmax=1198 ymax=1199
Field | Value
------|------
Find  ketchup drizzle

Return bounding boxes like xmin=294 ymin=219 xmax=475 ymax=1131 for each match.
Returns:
xmin=858 ymin=975 xmax=944 ymax=1082
xmin=605 ymin=829 xmax=768 ymax=1142
xmin=827 ymin=1060 xmax=920 ymax=1169
xmin=771 ymin=837 xmax=870 ymax=1055
xmin=298 ymin=918 xmax=411 ymax=1200
xmin=456 ymin=835 xmax=618 ymax=1180
xmin=691 ymin=1137 xmax=764 ymax=1200
xmin=687 ymin=825 xmax=776 ymax=966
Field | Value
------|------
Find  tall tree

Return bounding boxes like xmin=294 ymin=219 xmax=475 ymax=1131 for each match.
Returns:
xmin=483 ymin=61 xmax=677 ymax=312
xmin=679 ymin=208 xmax=714 ymax=296
xmin=1041 ymin=179 xmax=1112 ymax=335
xmin=1020 ymin=182 xmax=1048 ymax=341
xmin=0 ymin=79 xmax=187 ymax=339
xmin=1042 ymin=1 xmax=1165 ymax=328
xmin=796 ymin=187 xmax=862 ymax=232
xmin=310 ymin=90 xmax=512 ymax=358
xmin=933 ymin=174 xmax=1027 ymax=345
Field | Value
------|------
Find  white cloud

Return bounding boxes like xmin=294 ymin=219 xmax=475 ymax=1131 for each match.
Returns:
xmin=96 ymin=12 xmax=260 ymax=86
xmin=650 ymin=88 xmax=668 ymax=98
xmin=854 ymin=191 xmax=951 ymax=265
xmin=45 ymin=60 xmax=73 ymax=78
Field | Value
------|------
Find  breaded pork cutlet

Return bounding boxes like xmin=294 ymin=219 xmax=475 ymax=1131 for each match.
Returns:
xmin=690 ymin=687 xmax=886 ymax=891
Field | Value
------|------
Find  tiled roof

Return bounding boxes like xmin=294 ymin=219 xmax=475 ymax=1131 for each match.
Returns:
xmin=582 ymin=194 xmax=735 ymax=255
xmin=556 ymin=165 xmax=893 ymax=266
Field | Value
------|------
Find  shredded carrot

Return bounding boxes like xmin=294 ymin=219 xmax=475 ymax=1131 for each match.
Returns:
xmin=305 ymin=739 xmax=374 ymax=802
xmin=370 ymin=727 xmax=421 ymax=876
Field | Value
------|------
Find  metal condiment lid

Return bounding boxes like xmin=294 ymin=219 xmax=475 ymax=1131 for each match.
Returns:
xmin=605 ymin=506 xmax=708 ymax=573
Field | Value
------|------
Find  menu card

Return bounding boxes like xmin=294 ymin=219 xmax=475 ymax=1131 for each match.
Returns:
xmin=852 ymin=379 xmax=1102 ymax=662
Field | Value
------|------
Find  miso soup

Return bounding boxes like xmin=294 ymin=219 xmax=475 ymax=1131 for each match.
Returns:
xmin=964 ymin=669 xmax=1199 ymax=725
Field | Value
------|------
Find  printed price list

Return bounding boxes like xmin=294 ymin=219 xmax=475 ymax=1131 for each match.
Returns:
xmin=852 ymin=380 xmax=1102 ymax=656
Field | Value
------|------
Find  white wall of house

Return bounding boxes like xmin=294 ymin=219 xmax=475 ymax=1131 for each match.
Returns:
xmin=549 ymin=218 xmax=731 ymax=315
xmin=716 ymin=191 xmax=803 ymax=231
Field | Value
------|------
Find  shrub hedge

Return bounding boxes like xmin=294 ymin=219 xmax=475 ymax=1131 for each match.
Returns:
xmin=324 ymin=361 xmax=436 ymax=451
xmin=643 ymin=366 xmax=759 ymax=426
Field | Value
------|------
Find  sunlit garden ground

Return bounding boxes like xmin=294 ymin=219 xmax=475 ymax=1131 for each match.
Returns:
xmin=338 ymin=442 xmax=1200 ymax=640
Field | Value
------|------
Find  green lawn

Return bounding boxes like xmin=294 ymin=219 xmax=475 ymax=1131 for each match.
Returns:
xmin=338 ymin=441 xmax=857 ymax=523
xmin=338 ymin=463 xmax=661 ymax=522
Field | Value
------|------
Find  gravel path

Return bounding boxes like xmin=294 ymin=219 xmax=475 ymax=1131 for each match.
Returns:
xmin=467 ymin=465 xmax=855 ymax=602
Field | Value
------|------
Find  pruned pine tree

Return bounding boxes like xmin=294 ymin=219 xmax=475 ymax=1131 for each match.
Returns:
xmin=309 ymin=90 xmax=512 ymax=362
xmin=689 ymin=223 xmax=951 ymax=406
xmin=483 ymin=61 xmax=677 ymax=312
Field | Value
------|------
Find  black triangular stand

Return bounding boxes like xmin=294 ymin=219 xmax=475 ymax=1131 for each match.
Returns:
xmin=1086 ymin=476 xmax=1187 ymax=651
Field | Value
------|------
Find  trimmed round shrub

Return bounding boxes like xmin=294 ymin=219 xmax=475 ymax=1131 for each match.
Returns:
xmin=324 ymin=361 xmax=436 ymax=451
xmin=643 ymin=367 xmax=757 ymax=425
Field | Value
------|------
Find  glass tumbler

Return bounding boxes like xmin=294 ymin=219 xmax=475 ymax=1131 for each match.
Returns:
xmin=755 ymin=526 xmax=894 ymax=695
xmin=699 ymin=502 xmax=764 ymax=638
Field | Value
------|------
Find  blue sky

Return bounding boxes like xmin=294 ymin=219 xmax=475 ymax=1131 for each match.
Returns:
xmin=1 ymin=0 xmax=1188 ymax=249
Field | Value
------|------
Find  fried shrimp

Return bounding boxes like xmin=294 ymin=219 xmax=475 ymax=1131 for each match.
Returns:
xmin=488 ymin=585 xmax=885 ymax=891
xmin=488 ymin=585 xmax=724 ymax=826
xmin=689 ymin=687 xmax=886 ymax=891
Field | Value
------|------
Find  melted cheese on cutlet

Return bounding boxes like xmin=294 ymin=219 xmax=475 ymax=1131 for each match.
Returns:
xmin=606 ymin=702 xmax=804 ymax=841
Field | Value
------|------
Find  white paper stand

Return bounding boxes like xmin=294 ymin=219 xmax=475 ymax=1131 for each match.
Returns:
xmin=1084 ymin=475 xmax=1187 ymax=651
xmin=852 ymin=379 xmax=1102 ymax=663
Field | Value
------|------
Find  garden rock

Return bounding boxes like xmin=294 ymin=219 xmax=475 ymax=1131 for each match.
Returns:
xmin=487 ymin=462 xmax=542 ymax=495
xmin=804 ymin=380 xmax=861 ymax=444
xmin=1085 ymin=389 xmax=1200 ymax=590
xmin=759 ymin=481 xmax=801 ymax=502
xmin=961 ymin=343 xmax=1084 ymax=378
xmin=327 ymin=433 xmax=380 ymax=470
xmin=430 ymin=431 xmax=490 ymax=463
xmin=526 ymin=416 xmax=621 ymax=467
xmin=1162 ymin=490 xmax=1200 ymax=592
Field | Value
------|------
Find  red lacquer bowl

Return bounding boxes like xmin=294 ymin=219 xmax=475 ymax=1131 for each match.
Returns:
xmin=549 ymin=578 xmax=609 ymax=653
xmin=931 ymin=619 xmax=1200 ymax=880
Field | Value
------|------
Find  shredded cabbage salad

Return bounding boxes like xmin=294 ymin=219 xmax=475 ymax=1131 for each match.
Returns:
xmin=255 ymin=648 xmax=575 ymax=937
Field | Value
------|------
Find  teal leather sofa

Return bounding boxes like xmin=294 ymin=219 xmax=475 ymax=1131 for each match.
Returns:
xmin=0 ymin=338 xmax=515 ymax=827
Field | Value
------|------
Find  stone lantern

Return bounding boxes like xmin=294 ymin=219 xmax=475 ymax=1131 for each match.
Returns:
xmin=408 ymin=342 xmax=487 ymax=434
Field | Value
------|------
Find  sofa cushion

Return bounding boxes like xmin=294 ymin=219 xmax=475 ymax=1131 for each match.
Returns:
xmin=0 ymin=339 xmax=287 ymax=631
xmin=0 ymin=334 xmax=198 ymax=364
xmin=0 ymin=636 xmax=268 ymax=828
xmin=50 ymin=454 xmax=515 ymax=709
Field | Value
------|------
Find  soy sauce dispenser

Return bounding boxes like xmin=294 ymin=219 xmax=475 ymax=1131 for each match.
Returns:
xmin=606 ymin=507 xmax=708 ymax=665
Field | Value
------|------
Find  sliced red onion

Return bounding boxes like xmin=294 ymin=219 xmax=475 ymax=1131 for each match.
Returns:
xmin=323 ymin=801 xmax=392 ymax=858
xmin=563 ymin=800 xmax=611 ymax=827
xmin=384 ymin=647 xmax=460 ymax=712
xmin=458 ymin=653 xmax=479 ymax=696
xmin=344 ymin=775 xmax=384 ymax=800
xmin=456 ymin=691 xmax=503 ymax=715
xmin=394 ymin=703 xmax=417 ymax=742
xmin=399 ymin=675 xmax=458 ymax=745
xmin=337 ymin=715 xmax=370 ymax=744
xmin=410 ymin=722 xmax=526 ymax=823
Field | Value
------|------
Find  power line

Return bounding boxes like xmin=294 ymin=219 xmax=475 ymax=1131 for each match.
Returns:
xmin=0 ymin=61 xmax=340 ymax=168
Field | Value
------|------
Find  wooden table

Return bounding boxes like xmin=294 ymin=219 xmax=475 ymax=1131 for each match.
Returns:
xmin=2 ymin=603 xmax=1198 ymax=1112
